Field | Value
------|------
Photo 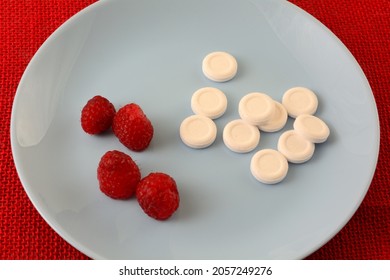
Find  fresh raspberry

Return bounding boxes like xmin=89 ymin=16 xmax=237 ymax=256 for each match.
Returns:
xmin=81 ymin=95 xmax=116 ymax=134
xmin=97 ymin=150 xmax=141 ymax=199
xmin=112 ymin=103 xmax=154 ymax=151
xmin=136 ymin=172 xmax=180 ymax=220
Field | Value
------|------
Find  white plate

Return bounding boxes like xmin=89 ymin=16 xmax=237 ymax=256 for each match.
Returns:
xmin=11 ymin=0 xmax=379 ymax=259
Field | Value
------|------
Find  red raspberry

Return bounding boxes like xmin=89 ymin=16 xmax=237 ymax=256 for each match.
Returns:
xmin=112 ymin=103 xmax=154 ymax=151
xmin=81 ymin=95 xmax=116 ymax=134
xmin=97 ymin=150 xmax=141 ymax=199
xmin=136 ymin=172 xmax=180 ymax=220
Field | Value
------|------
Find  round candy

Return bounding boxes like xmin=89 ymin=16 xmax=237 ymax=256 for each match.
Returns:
xmin=180 ymin=115 xmax=217 ymax=149
xmin=238 ymin=92 xmax=275 ymax=126
xmin=251 ymin=149 xmax=289 ymax=184
xmin=293 ymin=114 xmax=330 ymax=143
xmin=277 ymin=130 xmax=315 ymax=163
xmin=258 ymin=101 xmax=288 ymax=132
xmin=191 ymin=87 xmax=227 ymax=119
xmin=223 ymin=119 xmax=260 ymax=153
xmin=282 ymin=87 xmax=318 ymax=118
xmin=202 ymin=51 xmax=238 ymax=82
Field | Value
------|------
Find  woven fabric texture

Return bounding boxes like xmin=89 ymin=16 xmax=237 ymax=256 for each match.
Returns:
xmin=1 ymin=0 xmax=389 ymax=259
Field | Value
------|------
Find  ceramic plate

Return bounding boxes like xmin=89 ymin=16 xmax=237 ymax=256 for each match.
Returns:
xmin=11 ymin=0 xmax=379 ymax=259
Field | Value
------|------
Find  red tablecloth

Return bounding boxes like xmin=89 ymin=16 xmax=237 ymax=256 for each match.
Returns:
xmin=1 ymin=0 xmax=389 ymax=260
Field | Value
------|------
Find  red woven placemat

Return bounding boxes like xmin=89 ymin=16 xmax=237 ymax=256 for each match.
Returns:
xmin=1 ymin=0 xmax=389 ymax=260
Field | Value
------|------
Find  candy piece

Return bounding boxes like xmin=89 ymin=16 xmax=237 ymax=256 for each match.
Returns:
xmin=202 ymin=51 xmax=238 ymax=82
xmin=277 ymin=130 xmax=315 ymax=163
xmin=294 ymin=114 xmax=330 ymax=143
xmin=282 ymin=87 xmax=318 ymax=118
xmin=223 ymin=119 xmax=260 ymax=153
xmin=191 ymin=87 xmax=227 ymax=119
xmin=258 ymin=101 xmax=288 ymax=132
xmin=180 ymin=115 xmax=217 ymax=149
xmin=250 ymin=149 xmax=289 ymax=184
xmin=238 ymin=92 xmax=275 ymax=126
